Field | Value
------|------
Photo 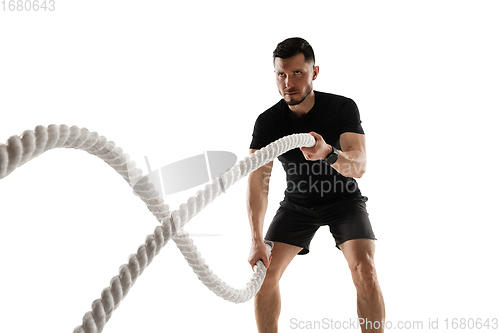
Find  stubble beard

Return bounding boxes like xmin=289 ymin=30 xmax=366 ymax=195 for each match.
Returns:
xmin=283 ymin=87 xmax=313 ymax=106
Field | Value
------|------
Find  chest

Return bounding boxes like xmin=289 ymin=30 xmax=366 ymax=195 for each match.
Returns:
xmin=277 ymin=113 xmax=341 ymax=164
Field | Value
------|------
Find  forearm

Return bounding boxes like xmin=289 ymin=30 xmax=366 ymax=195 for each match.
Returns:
xmin=300 ymin=132 xmax=367 ymax=179
xmin=246 ymin=169 xmax=271 ymax=241
xmin=332 ymin=147 xmax=366 ymax=178
xmin=247 ymin=190 xmax=268 ymax=241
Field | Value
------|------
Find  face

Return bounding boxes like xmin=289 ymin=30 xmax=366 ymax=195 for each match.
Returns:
xmin=274 ymin=53 xmax=319 ymax=106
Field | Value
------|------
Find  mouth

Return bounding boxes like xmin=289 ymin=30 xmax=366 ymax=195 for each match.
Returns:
xmin=284 ymin=91 xmax=298 ymax=96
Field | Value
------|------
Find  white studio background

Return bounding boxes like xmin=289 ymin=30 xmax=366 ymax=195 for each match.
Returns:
xmin=1 ymin=1 xmax=499 ymax=332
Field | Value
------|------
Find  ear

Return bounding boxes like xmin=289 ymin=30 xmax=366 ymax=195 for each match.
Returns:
xmin=312 ymin=65 xmax=319 ymax=80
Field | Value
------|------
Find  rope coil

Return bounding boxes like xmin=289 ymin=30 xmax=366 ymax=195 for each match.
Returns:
xmin=0 ymin=124 xmax=315 ymax=332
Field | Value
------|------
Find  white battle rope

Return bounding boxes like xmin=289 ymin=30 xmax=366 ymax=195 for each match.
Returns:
xmin=0 ymin=124 xmax=316 ymax=333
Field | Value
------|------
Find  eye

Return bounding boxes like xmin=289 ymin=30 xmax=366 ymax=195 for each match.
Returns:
xmin=294 ymin=71 xmax=301 ymax=75
xmin=277 ymin=72 xmax=285 ymax=77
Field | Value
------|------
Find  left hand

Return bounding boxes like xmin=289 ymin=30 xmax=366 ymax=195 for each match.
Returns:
xmin=300 ymin=131 xmax=332 ymax=161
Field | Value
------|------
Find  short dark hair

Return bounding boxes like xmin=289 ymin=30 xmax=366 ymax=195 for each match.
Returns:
xmin=273 ymin=37 xmax=315 ymax=65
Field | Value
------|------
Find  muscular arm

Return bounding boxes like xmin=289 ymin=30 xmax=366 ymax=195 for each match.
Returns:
xmin=300 ymin=131 xmax=367 ymax=178
xmin=246 ymin=149 xmax=273 ymax=269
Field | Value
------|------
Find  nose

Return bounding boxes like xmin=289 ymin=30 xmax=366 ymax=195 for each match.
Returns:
xmin=285 ymin=75 xmax=294 ymax=89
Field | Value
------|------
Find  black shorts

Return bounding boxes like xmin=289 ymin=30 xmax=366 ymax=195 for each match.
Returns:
xmin=265 ymin=196 xmax=376 ymax=255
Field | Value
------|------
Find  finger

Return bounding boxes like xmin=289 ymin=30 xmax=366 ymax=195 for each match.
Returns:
xmin=308 ymin=132 xmax=324 ymax=148
xmin=309 ymin=131 xmax=321 ymax=140
xmin=264 ymin=254 xmax=273 ymax=268
xmin=266 ymin=256 xmax=272 ymax=268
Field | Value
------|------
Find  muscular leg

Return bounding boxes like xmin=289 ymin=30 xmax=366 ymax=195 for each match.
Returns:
xmin=254 ymin=241 xmax=302 ymax=333
xmin=340 ymin=239 xmax=385 ymax=333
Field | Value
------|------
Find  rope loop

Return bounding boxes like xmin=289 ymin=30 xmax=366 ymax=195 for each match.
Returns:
xmin=0 ymin=125 xmax=315 ymax=332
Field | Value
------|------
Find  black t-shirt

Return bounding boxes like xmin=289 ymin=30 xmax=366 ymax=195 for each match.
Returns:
xmin=249 ymin=91 xmax=364 ymax=207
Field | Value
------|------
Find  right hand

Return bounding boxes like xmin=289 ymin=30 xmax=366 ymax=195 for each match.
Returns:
xmin=248 ymin=239 xmax=272 ymax=271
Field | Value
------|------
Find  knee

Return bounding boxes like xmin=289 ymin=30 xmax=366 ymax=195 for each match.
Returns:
xmin=349 ymin=260 xmax=378 ymax=293
xmin=257 ymin=266 xmax=282 ymax=294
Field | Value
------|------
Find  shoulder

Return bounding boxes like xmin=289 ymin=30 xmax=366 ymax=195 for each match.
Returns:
xmin=313 ymin=91 xmax=359 ymax=121
xmin=315 ymin=91 xmax=356 ymax=108
xmin=250 ymin=99 xmax=287 ymax=149
xmin=255 ymin=99 xmax=286 ymax=123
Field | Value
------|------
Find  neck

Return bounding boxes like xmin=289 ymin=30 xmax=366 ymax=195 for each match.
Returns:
xmin=288 ymin=90 xmax=315 ymax=118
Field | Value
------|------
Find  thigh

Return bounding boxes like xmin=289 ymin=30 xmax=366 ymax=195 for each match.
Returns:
xmin=339 ymin=238 xmax=376 ymax=260
xmin=339 ymin=239 xmax=377 ymax=270
xmin=326 ymin=196 xmax=376 ymax=249
xmin=265 ymin=241 xmax=304 ymax=281
xmin=265 ymin=201 xmax=320 ymax=255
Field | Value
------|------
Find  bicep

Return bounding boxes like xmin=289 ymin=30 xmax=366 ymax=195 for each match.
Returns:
xmin=339 ymin=132 xmax=366 ymax=155
xmin=248 ymin=149 xmax=273 ymax=181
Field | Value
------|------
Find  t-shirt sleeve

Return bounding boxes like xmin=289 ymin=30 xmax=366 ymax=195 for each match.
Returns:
xmin=338 ymin=98 xmax=365 ymax=135
xmin=249 ymin=113 xmax=274 ymax=150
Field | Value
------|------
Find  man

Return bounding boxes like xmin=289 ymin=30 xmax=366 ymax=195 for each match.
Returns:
xmin=247 ymin=37 xmax=385 ymax=333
